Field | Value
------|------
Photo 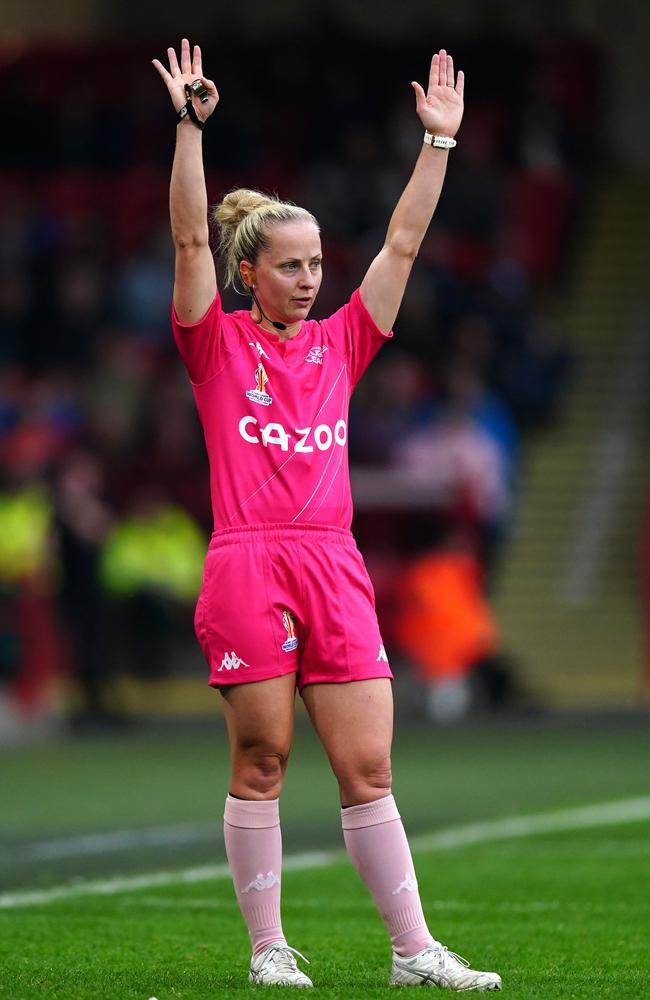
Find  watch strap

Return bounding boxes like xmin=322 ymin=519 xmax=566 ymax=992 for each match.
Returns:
xmin=423 ymin=131 xmax=456 ymax=149
xmin=177 ymin=84 xmax=205 ymax=130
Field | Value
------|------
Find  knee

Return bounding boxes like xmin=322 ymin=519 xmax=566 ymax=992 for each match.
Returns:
xmin=232 ymin=743 xmax=290 ymax=799
xmin=333 ymin=754 xmax=393 ymax=806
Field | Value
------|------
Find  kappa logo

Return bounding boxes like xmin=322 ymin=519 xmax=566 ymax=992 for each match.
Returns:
xmin=303 ymin=345 xmax=328 ymax=365
xmin=281 ymin=609 xmax=299 ymax=652
xmin=249 ymin=340 xmax=270 ymax=360
xmin=246 ymin=363 xmax=273 ymax=407
xmin=376 ymin=644 xmax=388 ymax=663
xmin=241 ymin=871 xmax=280 ymax=894
xmin=218 ymin=651 xmax=251 ymax=672
xmin=392 ymin=872 xmax=417 ymax=895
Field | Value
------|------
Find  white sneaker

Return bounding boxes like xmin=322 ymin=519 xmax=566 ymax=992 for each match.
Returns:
xmin=390 ymin=945 xmax=502 ymax=991
xmin=249 ymin=942 xmax=313 ymax=987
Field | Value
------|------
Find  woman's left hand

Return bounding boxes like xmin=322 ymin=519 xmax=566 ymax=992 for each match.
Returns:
xmin=411 ymin=49 xmax=464 ymax=139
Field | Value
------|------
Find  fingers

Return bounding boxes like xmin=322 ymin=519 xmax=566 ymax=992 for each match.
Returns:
xmin=428 ymin=49 xmax=461 ymax=93
xmin=167 ymin=45 xmax=181 ymax=78
xmin=180 ymin=37 xmax=192 ymax=75
xmin=151 ymin=58 xmax=172 ymax=84
xmin=428 ymin=52 xmax=440 ymax=91
xmin=446 ymin=53 xmax=454 ymax=88
xmin=411 ymin=80 xmax=426 ymax=109
xmin=158 ymin=39 xmax=206 ymax=83
xmin=192 ymin=43 xmax=203 ymax=78
xmin=438 ymin=49 xmax=447 ymax=87
xmin=456 ymin=69 xmax=465 ymax=98
xmin=201 ymin=78 xmax=219 ymax=99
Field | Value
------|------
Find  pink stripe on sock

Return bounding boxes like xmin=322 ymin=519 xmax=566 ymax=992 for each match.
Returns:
xmin=342 ymin=794 xmax=435 ymax=957
xmin=224 ymin=795 xmax=280 ymax=829
xmin=224 ymin=795 xmax=285 ymax=955
xmin=341 ymin=793 xmax=401 ymax=829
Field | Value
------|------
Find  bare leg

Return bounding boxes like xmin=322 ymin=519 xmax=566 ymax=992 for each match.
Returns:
xmin=221 ymin=673 xmax=296 ymax=955
xmin=302 ymin=679 xmax=435 ymax=957
xmin=223 ymin=672 xmax=297 ymax=798
xmin=301 ymin=678 xmax=393 ymax=805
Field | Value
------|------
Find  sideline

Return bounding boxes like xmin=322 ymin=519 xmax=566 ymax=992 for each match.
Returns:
xmin=16 ymin=821 xmax=219 ymax=862
xmin=2 ymin=796 xmax=649 ymax=910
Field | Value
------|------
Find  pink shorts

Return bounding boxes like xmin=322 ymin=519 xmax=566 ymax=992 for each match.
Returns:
xmin=194 ymin=523 xmax=392 ymax=690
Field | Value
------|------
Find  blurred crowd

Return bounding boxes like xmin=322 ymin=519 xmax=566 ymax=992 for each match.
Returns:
xmin=0 ymin=31 xmax=601 ymax=730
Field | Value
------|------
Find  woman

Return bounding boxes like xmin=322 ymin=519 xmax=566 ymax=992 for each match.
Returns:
xmin=153 ymin=38 xmax=501 ymax=991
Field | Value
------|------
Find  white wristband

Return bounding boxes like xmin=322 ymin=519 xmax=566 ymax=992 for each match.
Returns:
xmin=423 ymin=131 xmax=457 ymax=149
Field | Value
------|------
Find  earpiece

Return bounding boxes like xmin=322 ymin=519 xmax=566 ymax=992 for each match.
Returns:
xmin=250 ymin=288 xmax=287 ymax=332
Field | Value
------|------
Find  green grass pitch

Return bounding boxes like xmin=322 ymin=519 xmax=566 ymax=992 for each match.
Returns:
xmin=1 ymin=718 xmax=649 ymax=998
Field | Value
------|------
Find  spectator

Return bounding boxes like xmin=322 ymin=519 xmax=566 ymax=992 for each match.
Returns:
xmin=52 ymin=449 xmax=119 ymax=730
xmin=395 ymin=525 xmax=500 ymax=723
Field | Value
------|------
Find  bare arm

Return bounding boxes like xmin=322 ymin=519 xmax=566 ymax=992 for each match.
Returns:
xmin=153 ymin=39 xmax=219 ymax=324
xmin=360 ymin=49 xmax=464 ymax=332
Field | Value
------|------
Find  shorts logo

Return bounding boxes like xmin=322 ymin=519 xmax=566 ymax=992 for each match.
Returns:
xmin=246 ymin=363 xmax=273 ymax=407
xmin=281 ymin=609 xmax=299 ymax=652
xmin=218 ymin=651 xmax=251 ymax=672
xmin=303 ymin=345 xmax=328 ymax=365
xmin=376 ymin=643 xmax=388 ymax=663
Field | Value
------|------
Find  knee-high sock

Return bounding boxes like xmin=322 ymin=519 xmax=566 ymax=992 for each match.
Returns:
xmin=342 ymin=794 xmax=436 ymax=957
xmin=224 ymin=795 xmax=285 ymax=955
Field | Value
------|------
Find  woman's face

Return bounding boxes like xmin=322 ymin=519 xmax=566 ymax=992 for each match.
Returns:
xmin=242 ymin=219 xmax=323 ymax=326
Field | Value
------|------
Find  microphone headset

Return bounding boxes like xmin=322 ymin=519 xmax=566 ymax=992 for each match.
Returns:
xmin=250 ymin=287 xmax=287 ymax=332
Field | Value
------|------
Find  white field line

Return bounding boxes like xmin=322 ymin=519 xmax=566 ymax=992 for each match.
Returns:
xmin=120 ymin=895 xmax=650 ymax=914
xmin=0 ymin=852 xmax=333 ymax=910
xmin=408 ymin=796 xmax=650 ymax=852
xmin=1 ymin=796 xmax=649 ymax=910
xmin=13 ymin=822 xmax=219 ymax=862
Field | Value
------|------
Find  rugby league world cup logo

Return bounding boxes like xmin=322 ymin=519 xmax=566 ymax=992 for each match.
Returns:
xmin=246 ymin=363 xmax=273 ymax=406
xmin=282 ymin=610 xmax=299 ymax=652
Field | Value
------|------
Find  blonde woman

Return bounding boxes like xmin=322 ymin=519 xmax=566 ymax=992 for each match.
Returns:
xmin=153 ymin=37 xmax=501 ymax=992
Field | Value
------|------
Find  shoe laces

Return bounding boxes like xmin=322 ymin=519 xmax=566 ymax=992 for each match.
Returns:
xmin=268 ymin=943 xmax=310 ymax=972
xmin=425 ymin=946 xmax=470 ymax=970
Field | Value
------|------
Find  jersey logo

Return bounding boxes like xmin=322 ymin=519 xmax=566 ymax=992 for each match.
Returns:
xmin=218 ymin=651 xmax=251 ymax=672
xmin=246 ymin=363 xmax=273 ymax=407
xmin=239 ymin=416 xmax=347 ymax=453
xmin=249 ymin=340 xmax=270 ymax=360
xmin=241 ymin=871 xmax=280 ymax=893
xmin=281 ymin=609 xmax=299 ymax=652
xmin=376 ymin=644 xmax=388 ymax=663
xmin=303 ymin=345 xmax=328 ymax=365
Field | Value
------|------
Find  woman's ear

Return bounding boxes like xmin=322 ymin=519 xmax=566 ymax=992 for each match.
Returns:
xmin=240 ymin=260 xmax=255 ymax=288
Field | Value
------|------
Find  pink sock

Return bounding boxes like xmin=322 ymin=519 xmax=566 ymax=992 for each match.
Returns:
xmin=342 ymin=794 xmax=436 ymax=957
xmin=223 ymin=795 xmax=286 ymax=955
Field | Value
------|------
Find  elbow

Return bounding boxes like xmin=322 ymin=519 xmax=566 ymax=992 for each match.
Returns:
xmin=385 ymin=234 xmax=420 ymax=264
xmin=172 ymin=230 xmax=210 ymax=251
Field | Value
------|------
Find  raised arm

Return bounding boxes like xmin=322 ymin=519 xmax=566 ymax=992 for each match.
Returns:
xmin=359 ymin=49 xmax=464 ymax=332
xmin=152 ymin=38 xmax=220 ymax=324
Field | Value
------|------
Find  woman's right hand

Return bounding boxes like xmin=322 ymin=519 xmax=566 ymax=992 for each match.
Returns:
xmin=152 ymin=38 xmax=219 ymax=122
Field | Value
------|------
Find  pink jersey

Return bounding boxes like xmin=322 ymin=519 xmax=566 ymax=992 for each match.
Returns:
xmin=172 ymin=289 xmax=393 ymax=530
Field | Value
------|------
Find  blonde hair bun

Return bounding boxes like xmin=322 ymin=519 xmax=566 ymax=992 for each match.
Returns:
xmin=214 ymin=189 xmax=275 ymax=236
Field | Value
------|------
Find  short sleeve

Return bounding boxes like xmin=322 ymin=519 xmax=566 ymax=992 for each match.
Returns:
xmin=322 ymin=288 xmax=394 ymax=389
xmin=171 ymin=291 xmax=224 ymax=386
